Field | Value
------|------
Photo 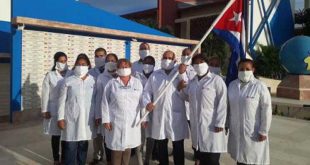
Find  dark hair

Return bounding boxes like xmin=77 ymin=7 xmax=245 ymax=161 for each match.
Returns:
xmin=117 ymin=58 xmax=132 ymax=68
xmin=143 ymin=56 xmax=155 ymax=65
xmin=191 ymin=54 xmax=207 ymax=65
xmin=182 ymin=48 xmax=191 ymax=55
xmin=105 ymin=53 xmax=118 ymax=62
xmin=73 ymin=53 xmax=91 ymax=69
xmin=52 ymin=52 xmax=67 ymax=71
xmin=238 ymin=59 xmax=255 ymax=68
xmin=139 ymin=42 xmax=150 ymax=49
xmin=94 ymin=47 xmax=107 ymax=55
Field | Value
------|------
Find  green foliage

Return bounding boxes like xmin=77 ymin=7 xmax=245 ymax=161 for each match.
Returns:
xmin=254 ymin=45 xmax=286 ymax=79
xmin=295 ymin=8 xmax=310 ymax=36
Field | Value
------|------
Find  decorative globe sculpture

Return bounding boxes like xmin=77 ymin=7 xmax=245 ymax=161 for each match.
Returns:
xmin=279 ymin=36 xmax=310 ymax=75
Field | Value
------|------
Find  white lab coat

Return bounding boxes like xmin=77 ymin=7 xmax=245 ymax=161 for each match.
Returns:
xmin=88 ymin=67 xmax=104 ymax=79
xmin=183 ymin=72 xmax=227 ymax=152
xmin=58 ymin=74 xmax=96 ymax=141
xmin=95 ymin=70 xmax=116 ymax=135
xmin=101 ymin=76 xmax=143 ymax=151
xmin=41 ymin=70 xmax=72 ymax=136
xmin=179 ymin=65 xmax=196 ymax=121
xmin=143 ymin=67 xmax=189 ymax=141
xmin=228 ymin=77 xmax=272 ymax=164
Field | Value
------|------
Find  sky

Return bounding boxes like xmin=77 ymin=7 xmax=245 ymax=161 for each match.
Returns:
xmin=79 ymin=0 xmax=305 ymax=15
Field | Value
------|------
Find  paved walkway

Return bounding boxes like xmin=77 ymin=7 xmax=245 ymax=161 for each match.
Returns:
xmin=0 ymin=116 xmax=309 ymax=165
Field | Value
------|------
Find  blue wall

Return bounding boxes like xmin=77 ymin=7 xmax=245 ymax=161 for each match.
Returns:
xmin=0 ymin=21 xmax=11 ymax=53
xmin=12 ymin=0 xmax=172 ymax=38
xmin=269 ymin=0 xmax=294 ymax=47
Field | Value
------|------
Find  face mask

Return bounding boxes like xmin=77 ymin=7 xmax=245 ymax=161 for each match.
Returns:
xmin=74 ymin=66 xmax=89 ymax=78
xmin=181 ymin=56 xmax=192 ymax=65
xmin=139 ymin=50 xmax=150 ymax=60
xmin=105 ymin=62 xmax=117 ymax=72
xmin=161 ymin=59 xmax=174 ymax=70
xmin=117 ymin=68 xmax=131 ymax=77
xmin=95 ymin=57 xmax=105 ymax=68
xmin=143 ymin=64 xmax=154 ymax=74
xmin=193 ymin=62 xmax=209 ymax=76
xmin=209 ymin=66 xmax=221 ymax=75
xmin=56 ymin=62 xmax=67 ymax=71
xmin=238 ymin=71 xmax=253 ymax=83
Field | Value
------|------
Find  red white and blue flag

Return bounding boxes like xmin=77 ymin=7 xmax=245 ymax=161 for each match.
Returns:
xmin=212 ymin=0 xmax=246 ymax=85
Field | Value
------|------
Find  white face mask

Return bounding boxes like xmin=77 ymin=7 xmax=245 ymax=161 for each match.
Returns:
xmin=181 ymin=56 xmax=192 ymax=65
xmin=74 ymin=66 xmax=89 ymax=78
xmin=95 ymin=57 xmax=105 ymax=68
xmin=143 ymin=64 xmax=154 ymax=74
xmin=117 ymin=68 xmax=131 ymax=77
xmin=105 ymin=62 xmax=117 ymax=72
xmin=161 ymin=59 xmax=174 ymax=70
xmin=209 ymin=66 xmax=221 ymax=75
xmin=193 ymin=62 xmax=209 ymax=76
xmin=238 ymin=71 xmax=253 ymax=83
xmin=139 ymin=50 xmax=150 ymax=60
xmin=56 ymin=62 xmax=67 ymax=72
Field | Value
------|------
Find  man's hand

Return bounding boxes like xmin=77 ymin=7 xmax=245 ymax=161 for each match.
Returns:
xmin=95 ymin=118 xmax=101 ymax=127
xmin=214 ymin=127 xmax=224 ymax=133
xmin=104 ymin=123 xmax=112 ymax=131
xmin=141 ymin=122 xmax=148 ymax=129
xmin=58 ymin=120 xmax=65 ymax=130
xmin=179 ymin=64 xmax=187 ymax=74
xmin=177 ymin=80 xmax=187 ymax=91
xmin=146 ymin=102 xmax=155 ymax=112
xmin=42 ymin=112 xmax=51 ymax=119
xmin=258 ymin=134 xmax=267 ymax=142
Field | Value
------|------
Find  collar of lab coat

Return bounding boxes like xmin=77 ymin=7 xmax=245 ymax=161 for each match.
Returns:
xmin=116 ymin=76 xmax=134 ymax=87
xmin=194 ymin=71 xmax=212 ymax=82
xmin=54 ymin=70 xmax=71 ymax=78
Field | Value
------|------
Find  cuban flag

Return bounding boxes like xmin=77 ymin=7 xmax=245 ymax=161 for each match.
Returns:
xmin=212 ymin=0 xmax=246 ymax=85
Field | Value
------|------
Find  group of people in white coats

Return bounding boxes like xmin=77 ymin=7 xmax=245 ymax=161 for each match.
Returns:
xmin=41 ymin=42 xmax=272 ymax=165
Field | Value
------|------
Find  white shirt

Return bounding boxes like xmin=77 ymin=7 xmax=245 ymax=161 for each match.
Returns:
xmin=228 ymin=77 xmax=272 ymax=164
xmin=58 ymin=74 xmax=96 ymax=141
xmin=41 ymin=70 xmax=72 ymax=135
xmin=101 ymin=76 xmax=143 ymax=151
xmin=183 ymin=72 xmax=227 ymax=152
xmin=143 ymin=67 xmax=189 ymax=141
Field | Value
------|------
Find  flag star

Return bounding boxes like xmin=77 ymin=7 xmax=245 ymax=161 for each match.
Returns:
xmin=304 ymin=56 xmax=310 ymax=71
xmin=229 ymin=11 xmax=242 ymax=26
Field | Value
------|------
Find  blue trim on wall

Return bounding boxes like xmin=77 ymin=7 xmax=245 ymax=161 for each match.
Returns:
xmin=10 ymin=28 xmax=22 ymax=122
xmin=125 ymin=40 xmax=131 ymax=61
xmin=0 ymin=21 xmax=11 ymax=53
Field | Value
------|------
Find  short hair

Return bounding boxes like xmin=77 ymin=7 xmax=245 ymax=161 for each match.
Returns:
xmin=191 ymin=54 xmax=207 ymax=65
xmin=163 ymin=50 xmax=176 ymax=59
xmin=94 ymin=47 xmax=107 ymax=55
xmin=105 ymin=53 xmax=118 ymax=62
xmin=182 ymin=48 xmax=191 ymax=55
xmin=143 ymin=56 xmax=155 ymax=65
xmin=117 ymin=58 xmax=132 ymax=68
xmin=52 ymin=52 xmax=67 ymax=71
xmin=139 ymin=42 xmax=150 ymax=49
xmin=238 ymin=59 xmax=255 ymax=68
xmin=74 ymin=53 xmax=91 ymax=69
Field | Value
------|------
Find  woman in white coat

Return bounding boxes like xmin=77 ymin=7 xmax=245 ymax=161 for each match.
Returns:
xmin=228 ymin=59 xmax=272 ymax=165
xmin=179 ymin=54 xmax=227 ymax=165
xmin=101 ymin=59 xmax=143 ymax=165
xmin=57 ymin=53 xmax=96 ymax=165
xmin=41 ymin=52 xmax=71 ymax=165
xmin=95 ymin=53 xmax=118 ymax=165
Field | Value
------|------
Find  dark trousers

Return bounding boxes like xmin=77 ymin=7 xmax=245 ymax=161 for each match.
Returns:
xmin=157 ymin=139 xmax=184 ymax=165
xmin=64 ymin=141 xmax=88 ymax=165
xmin=104 ymin=142 xmax=112 ymax=162
xmin=51 ymin=135 xmax=65 ymax=162
xmin=197 ymin=151 xmax=220 ymax=165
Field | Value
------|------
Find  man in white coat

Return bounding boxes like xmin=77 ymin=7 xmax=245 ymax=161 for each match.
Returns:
xmin=132 ymin=42 xmax=151 ymax=74
xmin=228 ymin=59 xmax=272 ymax=165
xmin=144 ymin=50 xmax=189 ymax=165
xmin=178 ymin=54 xmax=227 ymax=165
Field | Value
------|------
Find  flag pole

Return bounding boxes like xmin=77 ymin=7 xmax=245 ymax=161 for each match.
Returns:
xmin=137 ymin=0 xmax=237 ymax=126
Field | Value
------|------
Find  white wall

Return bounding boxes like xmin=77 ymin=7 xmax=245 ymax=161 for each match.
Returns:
xmin=0 ymin=0 xmax=11 ymax=22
